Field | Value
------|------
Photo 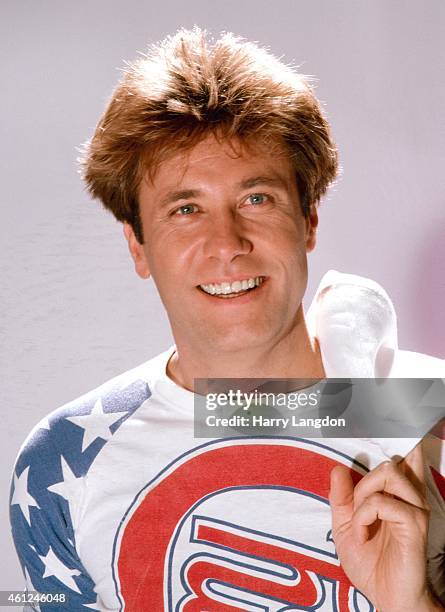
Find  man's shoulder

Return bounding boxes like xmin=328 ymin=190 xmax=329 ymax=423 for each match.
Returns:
xmin=13 ymin=349 xmax=172 ymax=479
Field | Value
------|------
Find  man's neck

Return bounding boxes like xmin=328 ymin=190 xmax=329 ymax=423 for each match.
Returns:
xmin=166 ymin=314 xmax=325 ymax=392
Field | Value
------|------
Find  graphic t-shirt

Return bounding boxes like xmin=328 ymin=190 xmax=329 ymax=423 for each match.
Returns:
xmin=10 ymin=272 xmax=445 ymax=611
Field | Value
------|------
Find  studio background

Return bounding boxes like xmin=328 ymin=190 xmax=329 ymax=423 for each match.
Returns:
xmin=1 ymin=0 xmax=444 ymax=595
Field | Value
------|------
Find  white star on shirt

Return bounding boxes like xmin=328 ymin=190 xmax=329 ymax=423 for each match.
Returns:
xmin=47 ymin=457 xmax=86 ymax=529
xmin=37 ymin=416 xmax=51 ymax=430
xmin=65 ymin=398 xmax=127 ymax=452
xmin=82 ymin=602 xmax=99 ymax=610
xmin=11 ymin=466 xmax=39 ymax=525
xmin=38 ymin=546 xmax=81 ymax=593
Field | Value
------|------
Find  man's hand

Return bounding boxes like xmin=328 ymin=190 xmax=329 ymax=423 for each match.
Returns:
xmin=329 ymin=444 xmax=443 ymax=611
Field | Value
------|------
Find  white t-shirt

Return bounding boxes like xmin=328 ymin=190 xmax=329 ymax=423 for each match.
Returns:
xmin=10 ymin=271 xmax=445 ymax=611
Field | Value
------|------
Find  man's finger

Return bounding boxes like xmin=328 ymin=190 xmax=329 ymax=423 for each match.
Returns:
xmin=352 ymin=459 xmax=427 ymax=512
xmin=351 ymin=492 xmax=429 ymax=544
xmin=329 ymin=465 xmax=354 ymax=532
xmin=400 ymin=443 xmax=427 ymax=498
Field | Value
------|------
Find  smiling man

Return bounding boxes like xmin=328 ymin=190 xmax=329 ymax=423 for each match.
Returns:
xmin=10 ymin=28 xmax=445 ymax=611
xmin=126 ymin=134 xmax=324 ymax=385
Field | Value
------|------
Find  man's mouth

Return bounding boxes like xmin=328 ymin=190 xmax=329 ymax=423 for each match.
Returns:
xmin=198 ymin=276 xmax=265 ymax=299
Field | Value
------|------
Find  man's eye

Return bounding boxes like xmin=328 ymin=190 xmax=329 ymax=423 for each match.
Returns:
xmin=247 ymin=193 xmax=268 ymax=206
xmin=174 ymin=204 xmax=197 ymax=215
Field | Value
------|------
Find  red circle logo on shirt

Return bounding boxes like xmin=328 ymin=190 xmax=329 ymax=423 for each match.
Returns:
xmin=114 ymin=438 xmax=370 ymax=611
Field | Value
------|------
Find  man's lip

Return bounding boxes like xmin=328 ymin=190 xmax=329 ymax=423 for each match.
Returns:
xmin=196 ymin=275 xmax=266 ymax=286
xmin=197 ymin=278 xmax=267 ymax=302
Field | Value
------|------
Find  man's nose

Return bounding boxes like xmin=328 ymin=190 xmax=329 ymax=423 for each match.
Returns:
xmin=202 ymin=210 xmax=253 ymax=263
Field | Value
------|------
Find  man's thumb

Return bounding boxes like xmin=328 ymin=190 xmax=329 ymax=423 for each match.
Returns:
xmin=329 ymin=465 xmax=354 ymax=531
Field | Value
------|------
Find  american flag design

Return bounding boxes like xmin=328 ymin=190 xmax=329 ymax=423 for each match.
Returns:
xmin=10 ymin=376 xmax=151 ymax=611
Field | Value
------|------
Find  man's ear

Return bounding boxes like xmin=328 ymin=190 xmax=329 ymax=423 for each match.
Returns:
xmin=123 ymin=223 xmax=150 ymax=279
xmin=305 ymin=206 xmax=318 ymax=253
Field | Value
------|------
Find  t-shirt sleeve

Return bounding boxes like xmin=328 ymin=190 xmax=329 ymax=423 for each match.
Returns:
xmin=10 ymin=420 xmax=98 ymax=611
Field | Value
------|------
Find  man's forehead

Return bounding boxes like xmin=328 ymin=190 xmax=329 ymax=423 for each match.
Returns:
xmin=140 ymin=133 xmax=294 ymax=194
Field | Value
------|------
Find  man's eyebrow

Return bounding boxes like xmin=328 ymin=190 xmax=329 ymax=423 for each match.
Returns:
xmin=238 ymin=175 xmax=289 ymax=190
xmin=159 ymin=189 xmax=202 ymax=208
xmin=158 ymin=176 xmax=289 ymax=208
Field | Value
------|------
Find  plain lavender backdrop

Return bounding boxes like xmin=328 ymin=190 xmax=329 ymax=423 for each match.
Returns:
xmin=1 ymin=0 xmax=444 ymax=595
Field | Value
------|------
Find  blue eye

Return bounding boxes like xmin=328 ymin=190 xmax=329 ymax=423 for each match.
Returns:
xmin=175 ymin=204 xmax=197 ymax=215
xmin=248 ymin=193 xmax=267 ymax=205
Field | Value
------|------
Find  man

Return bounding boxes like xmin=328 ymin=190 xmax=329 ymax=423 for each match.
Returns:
xmin=10 ymin=28 xmax=445 ymax=611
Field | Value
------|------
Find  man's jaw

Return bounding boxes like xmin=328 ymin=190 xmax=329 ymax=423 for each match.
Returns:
xmin=197 ymin=276 xmax=266 ymax=299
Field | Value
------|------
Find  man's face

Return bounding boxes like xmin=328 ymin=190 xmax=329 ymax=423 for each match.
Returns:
xmin=125 ymin=134 xmax=317 ymax=354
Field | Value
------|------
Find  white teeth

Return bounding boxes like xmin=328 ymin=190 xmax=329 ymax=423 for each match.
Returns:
xmin=200 ymin=277 xmax=264 ymax=296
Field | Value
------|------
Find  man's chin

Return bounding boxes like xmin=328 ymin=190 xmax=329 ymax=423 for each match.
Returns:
xmin=199 ymin=327 xmax=271 ymax=358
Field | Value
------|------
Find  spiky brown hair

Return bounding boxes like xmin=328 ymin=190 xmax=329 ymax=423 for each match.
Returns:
xmin=80 ymin=27 xmax=338 ymax=243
